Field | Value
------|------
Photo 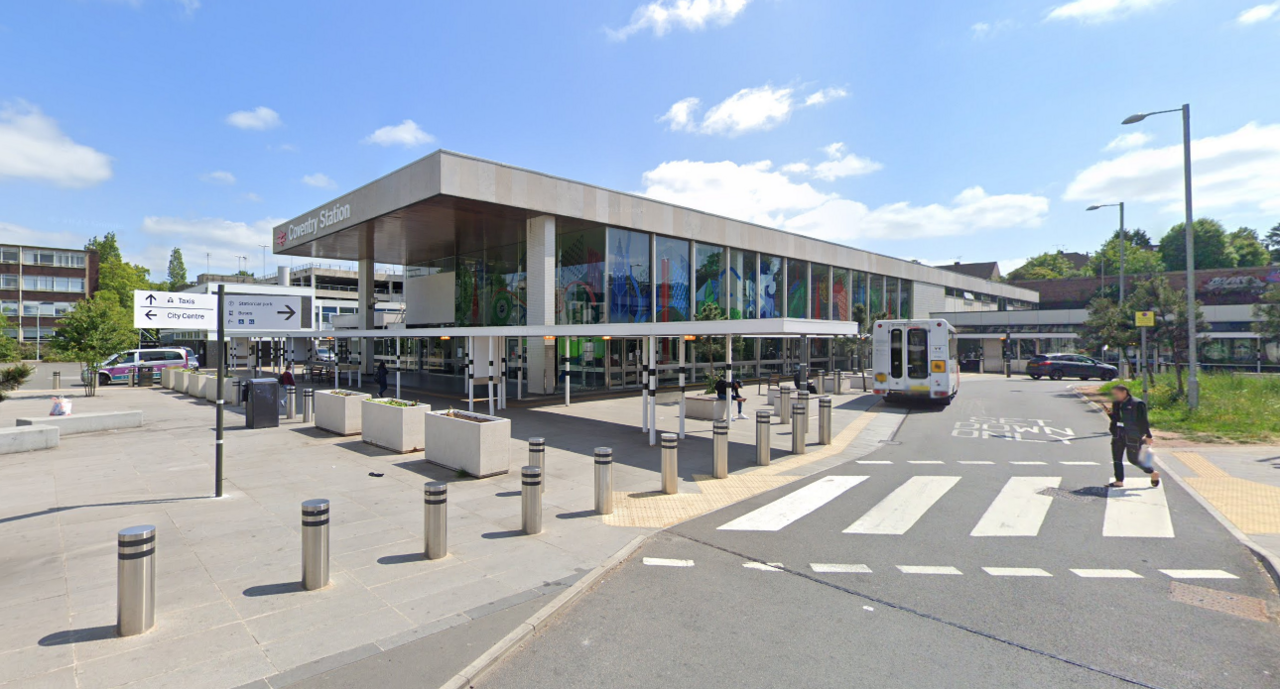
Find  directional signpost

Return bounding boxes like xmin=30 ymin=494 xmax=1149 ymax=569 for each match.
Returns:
xmin=133 ymin=290 xmax=217 ymax=328
xmin=223 ymin=295 xmax=304 ymax=331
xmin=1135 ymin=311 xmax=1156 ymax=400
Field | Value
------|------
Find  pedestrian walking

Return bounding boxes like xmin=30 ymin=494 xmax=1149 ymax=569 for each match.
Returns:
xmin=1104 ymin=384 xmax=1159 ymax=488
xmin=375 ymin=361 xmax=389 ymax=398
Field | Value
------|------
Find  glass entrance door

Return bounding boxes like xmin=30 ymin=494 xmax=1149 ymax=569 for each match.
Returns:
xmin=607 ymin=338 xmax=644 ymax=388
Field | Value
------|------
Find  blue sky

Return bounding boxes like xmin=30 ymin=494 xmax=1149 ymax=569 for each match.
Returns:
xmin=2 ymin=0 xmax=1279 ymax=278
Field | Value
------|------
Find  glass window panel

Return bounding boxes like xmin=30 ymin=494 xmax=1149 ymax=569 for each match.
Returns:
xmin=869 ymin=274 xmax=884 ymax=316
xmin=0 ymin=248 xmax=18 ymax=263
xmin=832 ymin=268 xmax=850 ymax=321
xmin=654 ymin=236 xmax=690 ymax=322
xmin=811 ymin=264 xmax=830 ymax=320
xmin=727 ymin=250 xmax=756 ymax=320
xmin=759 ymin=255 xmax=782 ymax=318
xmin=607 ymin=228 xmax=651 ymax=324
xmin=455 ymin=251 xmax=484 ymax=326
xmin=0 ymin=274 xmax=17 ymax=289
xmin=556 ymin=227 xmax=606 ymax=325
xmin=786 ymin=259 xmax=807 ymax=318
xmin=899 ymin=280 xmax=913 ymax=319
xmin=484 ymin=241 xmax=526 ymax=326
xmin=886 ymin=278 xmax=900 ymax=319
xmin=693 ymin=243 xmax=726 ymax=320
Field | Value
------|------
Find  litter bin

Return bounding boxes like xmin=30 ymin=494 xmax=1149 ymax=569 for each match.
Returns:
xmin=245 ymin=378 xmax=280 ymax=429
xmin=137 ymin=365 xmax=155 ymax=387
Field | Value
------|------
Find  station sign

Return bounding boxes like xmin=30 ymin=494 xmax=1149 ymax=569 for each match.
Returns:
xmin=224 ymin=295 xmax=304 ymax=331
xmin=133 ymin=290 xmax=217 ymax=329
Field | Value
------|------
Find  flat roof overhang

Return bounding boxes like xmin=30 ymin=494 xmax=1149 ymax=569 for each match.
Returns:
xmin=322 ymin=318 xmax=859 ymax=339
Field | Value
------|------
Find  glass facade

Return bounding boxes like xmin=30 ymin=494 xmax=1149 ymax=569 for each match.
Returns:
xmin=898 ymin=280 xmax=913 ymax=319
xmin=759 ymin=255 xmax=782 ymax=318
xmin=833 ymin=267 xmax=850 ymax=321
xmin=868 ymin=274 xmax=884 ymax=316
xmin=786 ymin=259 xmax=807 ymax=319
xmin=693 ymin=243 xmax=726 ymax=320
xmin=811 ymin=264 xmax=830 ymax=320
xmin=607 ymin=228 xmax=651 ymax=323
xmin=852 ymin=271 xmax=867 ymax=316
xmin=654 ymin=236 xmax=690 ymax=322
xmin=886 ymin=277 xmax=900 ymax=319
xmin=557 ymin=226 xmax=606 ymax=325
xmin=727 ymin=250 xmax=757 ymax=319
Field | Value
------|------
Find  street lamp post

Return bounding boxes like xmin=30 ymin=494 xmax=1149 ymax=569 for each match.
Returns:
xmin=1122 ymin=104 xmax=1198 ymax=408
xmin=259 ymin=244 xmax=268 ymax=278
xmin=1086 ymin=202 xmax=1126 ymax=305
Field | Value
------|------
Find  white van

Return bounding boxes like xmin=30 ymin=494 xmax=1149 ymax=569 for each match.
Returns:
xmin=871 ymin=319 xmax=959 ymax=405
xmin=89 ymin=348 xmax=193 ymax=386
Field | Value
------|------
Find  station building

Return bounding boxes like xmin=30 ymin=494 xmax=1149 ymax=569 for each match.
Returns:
xmin=271 ymin=150 xmax=1037 ymax=397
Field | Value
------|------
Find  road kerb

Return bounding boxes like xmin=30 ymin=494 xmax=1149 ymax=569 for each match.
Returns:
xmin=437 ymin=533 xmax=649 ymax=689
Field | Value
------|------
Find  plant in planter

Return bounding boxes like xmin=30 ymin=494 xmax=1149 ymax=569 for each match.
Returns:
xmin=422 ymin=408 xmax=511 ymax=478
xmin=315 ymin=389 xmax=371 ymax=436
xmin=362 ymin=398 xmax=430 ymax=453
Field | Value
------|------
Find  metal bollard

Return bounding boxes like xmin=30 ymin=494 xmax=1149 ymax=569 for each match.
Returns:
xmin=117 ymin=525 xmax=156 ymax=637
xmin=835 ymin=372 xmax=844 ymax=394
xmin=233 ymin=379 xmax=243 ymax=407
xmin=302 ymin=388 xmax=314 ymax=423
xmin=815 ymin=370 xmax=825 ymax=395
xmin=424 ymin=482 xmax=447 ymax=560
xmin=756 ymin=410 xmax=771 ymax=466
xmin=594 ymin=447 xmax=613 ymax=515
xmin=301 ymin=499 xmax=330 ymax=590
xmin=52 ymin=371 xmax=61 ymax=390
xmin=286 ymin=386 xmax=297 ymax=420
xmin=779 ymin=388 xmax=792 ymax=423
xmin=819 ymin=396 xmax=832 ymax=445
xmin=528 ymin=437 xmax=545 ymax=494
xmin=661 ymin=433 xmax=678 ymax=494
xmin=791 ymin=402 xmax=807 ymax=454
xmin=798 ymin=390 xmax=811 ymax=433
xmin=522 ymin=466 xmax=543 ymax=534
xmin=712 ymin=420 xmax=728 ymax=479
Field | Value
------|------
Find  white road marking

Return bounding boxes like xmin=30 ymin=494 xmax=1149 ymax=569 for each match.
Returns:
xmin=857 ymin=460 xmax=893 ymax=465
xmin=811 ymin=563 xmax=873 ymax=573
xmin=958 ymin=461 xmax=995 ymax=465
xmin=1010 ymin=461 xmax=1047 ymax=465
xmin=1104 ymin=482 xmax=1175 ymax=538
xmin=1061 ymin=461 xmax=1099 ymax=466
xmin=743 ymin=562 xmax=784 ymax=572
xmin=971 ymin=476 xmax=1061 ymax=537
xmin=717 ymin=476 xmax=868 ymax=531
xmin=908 ymin=460 xmax=945 ymax=465
xmin=845 ymin=477 xmax=961 ymax=535
xmin=1159 ymin=569 xmax=1238 ymax=579
xmin=897 ymin=565 xmax=963 ymax=575
xmin=1071 ymin=569 xmax=1143 ymax=578
xmin=983 ymin=567 xmax=1052 ymax=577
xmin=643 ymin=558 xmax=694 ymax=567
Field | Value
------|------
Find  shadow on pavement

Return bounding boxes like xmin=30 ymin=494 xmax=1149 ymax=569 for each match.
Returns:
xmin=39 ymin=626 xmax=117 ymax=647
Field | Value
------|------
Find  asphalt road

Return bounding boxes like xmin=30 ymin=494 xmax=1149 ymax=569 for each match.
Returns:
xmin=479 ymin=376 xmax=1280 ymax=689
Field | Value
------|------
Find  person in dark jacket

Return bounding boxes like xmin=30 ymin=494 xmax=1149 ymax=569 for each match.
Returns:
xmin=1105 ymin=384 xmax=1158 ymax=488
xmin=375 ymin=361 xmax=389 ymax=397
xmin=793 ymin=365 xmax=818 ymax=395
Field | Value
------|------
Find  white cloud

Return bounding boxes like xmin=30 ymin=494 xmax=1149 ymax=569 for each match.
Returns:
xmin=971 ymin=19 xmax=1015 ymax=38
xmin=637 ymin=157 xmax=1047 ymax=242
xmin=201 ymin=170 xmax=236 ymax=185
xmin=971 ymin=22 xmax=992 ymax=37
xmin=243 ymin=192 xmax=263 ymax=202
xmin=0 ymin=221 xmax=86 ymax=249
xmin=1237 ymin=3 xmax=1280 ymax=24
xmin=810 ymin=142 xmax=883 ymax=181
xmin=137 ymin=216 xmax=284 ymax=276
xmin=661 ymin=84 xmax=843 ymax=136
xmin=302 ymin=173 xmax=337 ymax=189
xmin=608 ymin=0 xmax=751 ymax=40
xmin=363 ymin=119 xmax=434 ymax=148
xmin=1104 ymin=131 xmax=1152 ymax=151
xmin=0 ymin=100 xmax=112 ymax=188
xmin=174 ymin=0 xmax=200 ymax=14
xmin=780 ymin=162 xmax=811 ymax=174
xmin=1045 ymin=0 xmax=1169 ymax=23
xmin=225 ymin=106 xmax=281 ymax=130
xmin=803 ymin=87 xmax=848 ymax=107
xmin=1063 ymin=121 xmax=1280 ymax=215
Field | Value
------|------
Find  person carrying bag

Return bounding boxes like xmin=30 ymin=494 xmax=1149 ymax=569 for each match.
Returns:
xmin=1104 ymin=384 xmax=1159 ymax=488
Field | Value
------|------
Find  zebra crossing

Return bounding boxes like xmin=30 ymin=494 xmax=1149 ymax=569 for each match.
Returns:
xmin=716 ymin=474 xmax=1175 ymax=538
xmin=643 ymin=559 xmax=1239 ymax=581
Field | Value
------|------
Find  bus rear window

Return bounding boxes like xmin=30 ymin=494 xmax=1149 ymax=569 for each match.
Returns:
xmin=907 ymin=328 xmax=929 ymax=379
xmin=889 ymin=328 xmax=903 ymax=378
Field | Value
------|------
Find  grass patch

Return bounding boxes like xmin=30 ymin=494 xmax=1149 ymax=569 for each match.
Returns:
xmin=1100 ymin=372 xmax=1280 ymax=443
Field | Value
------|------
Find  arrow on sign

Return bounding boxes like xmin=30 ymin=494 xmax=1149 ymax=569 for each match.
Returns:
xmin=277 ymin=304 xmax=296 ymax=320
xmin=145 ymin=294 xmax=157 ymax=305
xmin=145 ymin=310 xmax=156 ymax=321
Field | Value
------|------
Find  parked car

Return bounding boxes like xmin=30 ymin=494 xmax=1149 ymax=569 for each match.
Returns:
xmin=1025 ymin=353 xmax=1117 ymax=381
xmin=177 ymin=346 xmax=200 ymax=368
xmin=83 ymin=347 xmax=194 ymax=386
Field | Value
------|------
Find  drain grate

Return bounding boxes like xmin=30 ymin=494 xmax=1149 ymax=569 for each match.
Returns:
xmin=1170 ymin=582 xmax=1271 ymax=622
xmin=1038 ymin=486 xmax=1108 ymax=503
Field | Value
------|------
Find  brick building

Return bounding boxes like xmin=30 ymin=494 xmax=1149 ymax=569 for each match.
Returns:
xmin=0 ymin=243 xmax=100 ymax=345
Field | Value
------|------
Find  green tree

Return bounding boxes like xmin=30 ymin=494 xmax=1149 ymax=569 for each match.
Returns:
xmin=1125 ymin=228 xmax=1154 ymax=250
xmin=166 ymin=248 xmax=188 ymax=290
xmin=1006 ymin=252 xmax=1085 ymax=281
xmin=0 ymin=314 xmax=19 ymax=363
xmin=0 ymin=363 xmax=34 ymax=402
xmin=1079 ymin=296 xmax=1134 ymax=356
xmin=1229 ymin=227 xmax=1271 ymax=268
xmin=1253 ymin=284 xmax=1280 ymax=346
xmin=1126 ymin=276 xmax=1208 ymax=399
xmin=1263 ymin=222 xmax=1280 ymax=264
xmin=86 ymin=232 xmax=154 ymax=308
xmin=1158 ymin=219 xmax=1237 ymax=271
xmin=50 ymin=294 xmax=136 ymax=397
xmin=1084 ymin=236 xmax=1165 ymax=278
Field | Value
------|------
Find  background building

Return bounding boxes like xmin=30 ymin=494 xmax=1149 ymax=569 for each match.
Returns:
xmin=0 ymin=243 xmax=99 ymax=347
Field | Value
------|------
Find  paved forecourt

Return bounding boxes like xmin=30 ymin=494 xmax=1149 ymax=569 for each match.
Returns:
xmin=479 ymin=376 xmax=1280 ymax=689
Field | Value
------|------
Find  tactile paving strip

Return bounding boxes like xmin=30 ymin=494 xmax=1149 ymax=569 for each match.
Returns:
xmin=1172 ymin=452 xmax=1280 ymax=534
xmin=1170 ymin=581 xmax=1271 ymax=622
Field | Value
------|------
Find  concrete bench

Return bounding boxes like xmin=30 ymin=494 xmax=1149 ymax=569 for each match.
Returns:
xmin=15 ymin=410 xmax=144 ymax=436
xmin=685 ymin=394 xmax=728 ymax=421
xmin=0 ymin=425 xmax=60 ymax=454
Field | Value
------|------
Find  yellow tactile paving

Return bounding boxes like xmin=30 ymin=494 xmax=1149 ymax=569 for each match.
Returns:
xmin=1173 ymin=452 xmax=1280 ymax=535
xmin=603 ymin=408 xmax=881 ymax=528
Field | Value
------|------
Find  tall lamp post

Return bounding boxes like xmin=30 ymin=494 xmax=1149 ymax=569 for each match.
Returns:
xmin=1122 ymin=104 xmax=1198 ymax=409
xmin=1086 ymin=202 xmax=1126 ymax=305
xmin=258 ymin=244 xmax=269 ymax=278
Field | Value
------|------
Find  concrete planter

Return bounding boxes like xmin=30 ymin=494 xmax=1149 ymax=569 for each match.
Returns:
xmin=315 ymin=390 xmax=371 ymax=436
xmin=422 ymin=410 xmax=511 ymax=478
xmin=685 ymin=394 xmax=727 ymax=421
xmin=172 ymin=369 xmax=189 ymax=393
xmin=204 ymin=375 xmax=220 ymax=403
xmin=361 ymin=399 xmax=431 ymax=453
xmin=185 ymin=372 xmax=205 ymax=397
xmin=160 ymin=367 xmax=174 ymax=389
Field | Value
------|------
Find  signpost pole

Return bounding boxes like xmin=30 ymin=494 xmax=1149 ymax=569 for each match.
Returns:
xmin=1140 ymin=326 xmax=1148 ymax=401
xmin=215 ymin=285 xmax=225 ymax=498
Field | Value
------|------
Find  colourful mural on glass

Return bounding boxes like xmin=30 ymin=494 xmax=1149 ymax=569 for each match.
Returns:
xmin=886 ymin=277 xmax=900 ymax=319
xmin=694 ymin=243 xmax=725 ymax=320
xmin=759 ymin=254 xmax=781 ymax=318
xmin=556 ymin=228 xmax=606 ymax=325
xmin=852 ymin=270 xmax=867 ymax=316
xmin=607 ymin=228 xmax=651 ymax=323
xmin=811 ymin=263 xmax=830 ymax=320
xmin=898 ymin=280 xmax=912 ymax=319
xmin=728 ymin=249 xmax=757 ymax=319
xmin=786 ymin=259 xmax=807 ymax=318
xmin=832 ymin=267 xmax=849 ymax=321
xmin=655 ymin=236 xmax=690 ymax=322
xmin=869 ymin=274 xmax=884 ymax=316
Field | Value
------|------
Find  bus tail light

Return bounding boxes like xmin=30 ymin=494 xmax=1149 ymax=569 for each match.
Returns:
xmin=933 ymin=391 xmax=949 ymax=398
